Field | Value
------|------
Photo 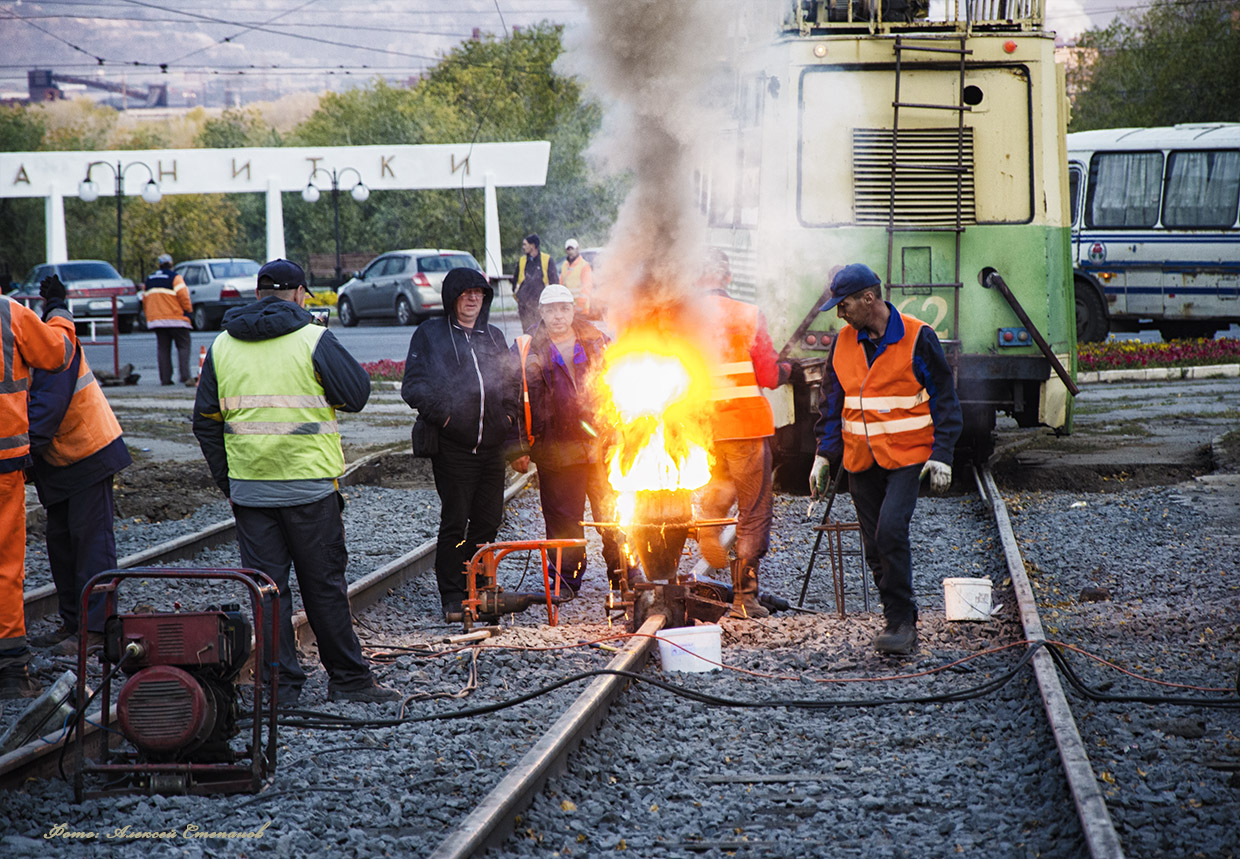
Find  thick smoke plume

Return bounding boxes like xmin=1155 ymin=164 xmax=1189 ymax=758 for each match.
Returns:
xmin=561 ymin=0 xmax=735 ymax=328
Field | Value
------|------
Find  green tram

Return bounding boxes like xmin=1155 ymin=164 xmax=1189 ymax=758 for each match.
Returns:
xmin=703 ymin=0 xmax=1077 ymax=474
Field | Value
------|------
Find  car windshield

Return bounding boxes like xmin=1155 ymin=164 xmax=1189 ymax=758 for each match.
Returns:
xmin=418 ymin=254 xmax=480 ymax=273
xmin=59 ymin=262 xmax=121 ymax=281
xmin=209 ymin=261 xmax=260 ymax=279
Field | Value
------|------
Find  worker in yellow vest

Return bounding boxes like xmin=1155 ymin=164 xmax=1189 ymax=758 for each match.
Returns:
xmin=697 ymin=250 xmax=791 ymax=620
xmin=811 ymin=263 xmax=962 ymax=655
xmin=514 ymin=234 xmax=558 ymax=334
xmin=193 ymin=259 xmax=399 ymax=706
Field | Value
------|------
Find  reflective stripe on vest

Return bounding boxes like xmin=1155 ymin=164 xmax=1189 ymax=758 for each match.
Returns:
xmin=707 ymin=295 xmax=774 ymax=440
xmin=42 ymin=347 xmax=124 ymax=468
xmin=515 ymin=334 xmax=534 ymax=447
xmin=211 ymin=324 xmax=345 ymax=481
xmin=1 ymin=296 xmax=74 ymax=464
xmin=832 ymin=313 xmax=934 ymax=472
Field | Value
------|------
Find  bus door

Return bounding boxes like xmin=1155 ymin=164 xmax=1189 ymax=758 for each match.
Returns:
xmin=1083 ymin=150 xmax=1165 ymax=319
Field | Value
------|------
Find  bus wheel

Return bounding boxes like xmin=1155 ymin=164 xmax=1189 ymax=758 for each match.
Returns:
xmin=1075 ymin=280 xmax=1108 ymax=343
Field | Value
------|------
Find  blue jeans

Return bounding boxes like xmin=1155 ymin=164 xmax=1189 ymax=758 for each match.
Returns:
xmin=701 ymin=438 xmax=773 ymax=561
xmin=848 ymin=463 xmax=922 ymax=625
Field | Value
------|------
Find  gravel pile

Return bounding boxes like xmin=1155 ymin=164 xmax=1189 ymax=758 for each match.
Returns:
xmin=4 ymin=470 xmax=1237 ymax=858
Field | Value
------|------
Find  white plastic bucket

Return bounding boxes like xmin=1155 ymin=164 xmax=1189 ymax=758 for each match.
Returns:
xmin=943 ymin=577 xmax=993 ymax=621
xmin=657 ymin=624 xmax=722 ymax=673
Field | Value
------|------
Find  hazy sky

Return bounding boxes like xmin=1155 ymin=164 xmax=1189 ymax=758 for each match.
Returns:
xmin=0 ymin=0 xmax=1144 ymax=101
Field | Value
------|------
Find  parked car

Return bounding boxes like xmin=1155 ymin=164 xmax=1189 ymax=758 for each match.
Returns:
xmin=11 ymin=260 xmax=141 ymax=333
xmin=173 ymin=258 xmax=260 ymax=331
xmin=336 ymin=249 xmax=483 ymax=327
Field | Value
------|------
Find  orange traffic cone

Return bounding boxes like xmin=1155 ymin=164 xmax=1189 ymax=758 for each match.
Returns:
xmin=197 ymin=345 xmax=206 ymax=385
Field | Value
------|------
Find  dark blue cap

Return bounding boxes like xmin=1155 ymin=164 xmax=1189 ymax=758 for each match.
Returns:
xmin=819 ymin=263 xmax=881 ymax=311
xmin=257 ymin=259 xmax=310 ymax=293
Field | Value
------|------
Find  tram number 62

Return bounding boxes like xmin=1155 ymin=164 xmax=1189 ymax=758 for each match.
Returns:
xmin=895 ymin=295 xmax=950 ymax=340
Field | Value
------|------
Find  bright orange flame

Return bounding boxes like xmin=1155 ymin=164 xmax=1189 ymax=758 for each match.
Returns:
xmin=597 ymin=328 xmax=714 ymax=522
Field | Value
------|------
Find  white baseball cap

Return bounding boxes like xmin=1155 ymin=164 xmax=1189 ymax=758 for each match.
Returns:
xmin=564 ymin=238 xmax=579 ymax=249
xmin=539 ymin=284 xmax=574 ymax=306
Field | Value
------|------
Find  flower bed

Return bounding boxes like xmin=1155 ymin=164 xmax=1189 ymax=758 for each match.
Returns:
xmin=361 ymin=359 xmax=405 ymax=382
xmin=1079 ymin=338 xmax=1240 ymax=373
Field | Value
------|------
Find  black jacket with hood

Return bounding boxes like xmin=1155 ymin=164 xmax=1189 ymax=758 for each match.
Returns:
xmin=401 ymin=268 xmax=517 ymax=453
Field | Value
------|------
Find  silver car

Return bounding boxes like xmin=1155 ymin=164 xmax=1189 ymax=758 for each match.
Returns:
xmin=12 ymin=260 xmax=141 ymax=333
xmin=336 ymin=249 xmax=483 ymax=327
xmin=173 ymin=258 xmax=260 ymax=331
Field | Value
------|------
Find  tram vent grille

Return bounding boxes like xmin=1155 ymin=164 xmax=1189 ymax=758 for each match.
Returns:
xmin=853 ymin=128 xmax=976 ymax=226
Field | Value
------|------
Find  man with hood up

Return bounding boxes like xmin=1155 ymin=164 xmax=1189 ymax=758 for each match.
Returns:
xmin=192 ymin=259 xmax=400 ymax=706
xmin=402 ymin=268 xmax=519 ymax=619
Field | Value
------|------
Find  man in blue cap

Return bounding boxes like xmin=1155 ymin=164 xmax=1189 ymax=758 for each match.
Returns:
xmin=810 ymin=263 xmax=962 ymax=654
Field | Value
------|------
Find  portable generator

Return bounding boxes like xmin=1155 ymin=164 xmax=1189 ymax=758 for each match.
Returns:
xmin=72 ymin=568 xmax=280 ymax=801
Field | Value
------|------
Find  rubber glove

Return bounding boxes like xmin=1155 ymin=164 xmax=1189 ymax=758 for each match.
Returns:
xmin=809 ymin=454 xmax=831 ymax=499
xmin=919 ymin=460 xmax=952 ymax=493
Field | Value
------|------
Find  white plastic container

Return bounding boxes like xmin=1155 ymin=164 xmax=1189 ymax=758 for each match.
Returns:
xmin=656 ymin=624 xmax=722 ymax=673
xmin=943 ymin=577 xmax=993 ymax=621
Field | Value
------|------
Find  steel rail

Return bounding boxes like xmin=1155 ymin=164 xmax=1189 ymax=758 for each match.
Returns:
xmin=1 ymin=466 xmax=535 ymax=791
xmin=23 ymin=443 xmax=409 ymax=627
xmin=427 ymin=548 xmax=724 ymax=859
xmin=976 ymin=465 xmax=1125 ymax=859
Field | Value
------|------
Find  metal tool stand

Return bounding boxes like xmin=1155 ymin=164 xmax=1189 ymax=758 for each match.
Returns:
xmin=811 ymin=521 xmax=871 ymax=618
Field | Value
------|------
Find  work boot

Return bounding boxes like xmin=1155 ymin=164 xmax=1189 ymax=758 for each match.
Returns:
xmin=0 ymin=662 xmax=42 ymax=700
xmin=728 ymin=558 xmax=769 ymax=620
xmin=327 ymin=679 xmax=403 ymax=704
xmin=697 ymin=526 xmax=730 ymax=569
xmin=50 ymin=632 xmax=104 ymax=658
xmin=874 ymin=619 xmax=918 ymax=655
xmin=28 ymin=625 xmax=74 ymax=649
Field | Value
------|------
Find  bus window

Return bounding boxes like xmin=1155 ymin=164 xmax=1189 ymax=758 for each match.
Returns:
xmin=1068 ymin=164 xmax=1082 ymax=226
xmin=1162 ymin=150 xmax=1240 ymax=228
xmin=1086 ymin=151 xmax=1162 ymax=228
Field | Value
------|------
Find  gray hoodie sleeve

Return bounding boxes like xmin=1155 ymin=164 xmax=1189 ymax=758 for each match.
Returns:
xmin=312 ymin=329 xmax=371 ymax=413
xmin=191 ymin=351 xmax=231 ymax=497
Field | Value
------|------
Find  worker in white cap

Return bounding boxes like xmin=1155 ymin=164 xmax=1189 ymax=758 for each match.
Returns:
xmin=560 ymin=239 xmax=598 ymax=319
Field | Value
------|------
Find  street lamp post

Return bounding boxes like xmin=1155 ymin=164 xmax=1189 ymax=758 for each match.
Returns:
xmin=302 ymin=167 xmax=369 ymax=286
xmin=78 ymin=160 xmax=162 ymax=279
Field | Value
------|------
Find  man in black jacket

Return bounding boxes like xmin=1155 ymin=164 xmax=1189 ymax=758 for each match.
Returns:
xmin=402 ymin=268 xmax=518 ymax=618
xmin=193 ymin=259 xmax=400 ymax=706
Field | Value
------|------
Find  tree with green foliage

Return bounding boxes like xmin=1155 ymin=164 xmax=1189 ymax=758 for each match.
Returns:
xmin=1069 ymin=0 xmax=1240 ymax=131
xmin=197 ymin=108 xmax=283 ymax=149
xmin=0 ymin=106 xmax=47 ymax=285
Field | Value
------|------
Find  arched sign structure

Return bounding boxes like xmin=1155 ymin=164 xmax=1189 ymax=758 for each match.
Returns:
xmin=0 ymin=141 xmax=551 ymax=278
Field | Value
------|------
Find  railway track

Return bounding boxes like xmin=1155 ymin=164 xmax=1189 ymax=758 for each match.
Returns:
xmin=3 ymin=463 xmax=1236 ymax=858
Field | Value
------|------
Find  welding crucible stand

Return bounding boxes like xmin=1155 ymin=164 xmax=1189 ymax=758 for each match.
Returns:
xmin=810 ymin=521 xmax=871 ymax=618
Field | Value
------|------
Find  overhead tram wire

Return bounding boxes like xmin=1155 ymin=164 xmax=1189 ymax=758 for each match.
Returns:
xmin=162 ymin=0 xmax=324 ymax=67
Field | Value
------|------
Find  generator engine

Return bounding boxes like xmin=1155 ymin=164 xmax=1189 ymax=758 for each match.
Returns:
xmin=105 ymin=605 xmax=251 ymax=763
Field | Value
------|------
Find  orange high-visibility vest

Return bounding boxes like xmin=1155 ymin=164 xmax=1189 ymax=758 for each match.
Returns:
xmin=515 ymin=334 xmax=535 ymax=447
xmin=142 ymin=269 xmax=192 ymax=327
xmin=561 ymin=256 xmax=595 ymax=314
xmin=832 ymin=313 xmax=934 ymax=472
xmin=707 ymin=294 xmax=775 ymax=441
xmin=0 ymin=297 xmax=75 ymax=470
xmin=40 ymin=346 xmax=124 ymax=468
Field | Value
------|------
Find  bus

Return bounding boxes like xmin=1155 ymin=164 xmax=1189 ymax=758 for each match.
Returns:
xmin=1067 ymin=124 xmax=1240 ymax=342
xmin=703 ymin=0 xmax=1077 ymax=476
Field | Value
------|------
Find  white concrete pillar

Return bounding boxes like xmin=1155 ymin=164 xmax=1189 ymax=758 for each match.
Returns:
xmin=484 ymin=172 xmax=502 ymax=278
xmin=265 ymin=179 xmax=285 ymax=262
xmin=45 ymin=185 xmax=68 ymax=263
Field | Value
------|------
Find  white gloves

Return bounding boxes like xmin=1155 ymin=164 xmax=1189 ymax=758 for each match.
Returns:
xmin=809 ymin=455 xmax=831 ymax=499
xmin=919 ymin=459 xmax=952 ymax=493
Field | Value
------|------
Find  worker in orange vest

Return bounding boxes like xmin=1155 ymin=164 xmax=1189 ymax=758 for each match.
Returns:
xmin=0 ymin=275 xmax=77 ymax=699
xmin=811 ymin=263 xmax=962 ymax=654
xmin=143 ymin=253 xmax=194 ymax=386
xmin=26 ymin=317 xmax=132 ymax=658
xmin=697 ymin=250 xmax=790 ymax=620
xmin=560 ymin=239 xmax=598 ymax=320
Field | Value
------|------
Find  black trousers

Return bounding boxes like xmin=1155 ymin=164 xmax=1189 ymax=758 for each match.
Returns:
xmin=45 ymin=477 xmax=115 ymax=634
xmin=848 ymin=463 xmax=922 ymax=626
xmin=537 ymin=460 xmax=626 ymax=592
xmin=154 ymin=327 xmax=192 ymax=384
xmin=430 ymin=439 xmax=506 ymax=606
xmin=233 ymin=493 xmax=373 ymax=694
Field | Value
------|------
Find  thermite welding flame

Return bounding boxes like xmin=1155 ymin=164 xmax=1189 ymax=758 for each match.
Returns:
xmin=597 ymin=327 xmax=713 ymax=522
